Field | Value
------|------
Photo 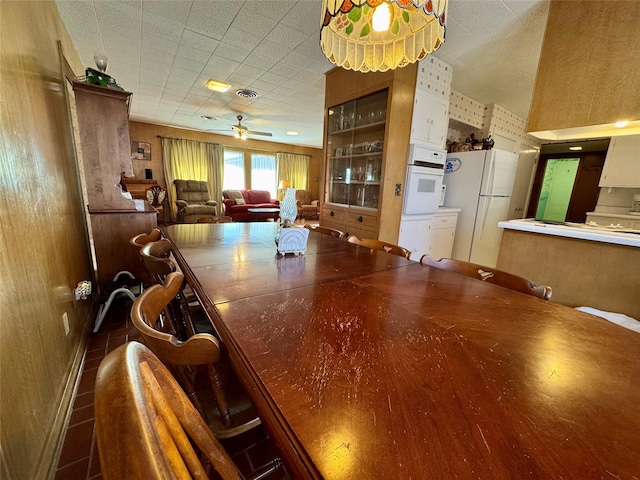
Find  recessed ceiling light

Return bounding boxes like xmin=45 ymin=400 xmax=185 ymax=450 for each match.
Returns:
xmin=569 ymin=146 xmax=583 ymax=151
xmin=205 ymin=79 xmax=230 ymax=92
xmin=615 ymin=120 xmax=629 ymax=128
xmin=286 ymin=131 xmax=299 ymax=136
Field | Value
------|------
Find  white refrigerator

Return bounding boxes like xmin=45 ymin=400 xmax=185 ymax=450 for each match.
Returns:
xmin=444 ymin=149 xmax=519 ymax=267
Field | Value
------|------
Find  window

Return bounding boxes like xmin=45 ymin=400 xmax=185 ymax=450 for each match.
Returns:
xmin=251 ymin=153 xmax=277 ymax=198
xmin=223 ymin=150 xmax=245 ymax=190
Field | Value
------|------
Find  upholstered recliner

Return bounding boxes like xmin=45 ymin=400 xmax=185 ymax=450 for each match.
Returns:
xmin=174 ymin=180 xmax=218 ymax=223
xmin=296 ymin=189 xmax=319 ymax=220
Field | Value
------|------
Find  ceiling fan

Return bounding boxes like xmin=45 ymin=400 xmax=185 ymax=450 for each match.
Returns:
xmin=209 ymin=115 xmax=273 ymax=140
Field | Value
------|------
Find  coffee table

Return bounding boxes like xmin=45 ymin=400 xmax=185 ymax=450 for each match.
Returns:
xmin=247 ymin=207 xmax=280 ymax=221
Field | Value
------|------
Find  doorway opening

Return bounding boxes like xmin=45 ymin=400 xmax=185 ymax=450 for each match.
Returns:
xmin=535 ymin=158 xmax=580 ymax=222
xmin=527 ymin=144 xmax=608 ymax=223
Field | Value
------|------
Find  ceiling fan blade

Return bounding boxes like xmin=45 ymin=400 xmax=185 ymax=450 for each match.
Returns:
xmin=247 ymin=130 xmax=273 ymax=137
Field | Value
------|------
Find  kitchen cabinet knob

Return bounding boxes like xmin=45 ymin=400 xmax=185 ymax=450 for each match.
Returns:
xmin=330 ymin=211 xmax=334 ymax=217
xmin=357 ymin=216 xmax=363 ymax=222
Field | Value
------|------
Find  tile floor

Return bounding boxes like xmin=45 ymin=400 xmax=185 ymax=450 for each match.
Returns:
xmin=54 ymin=297 xmax=286 ymax=480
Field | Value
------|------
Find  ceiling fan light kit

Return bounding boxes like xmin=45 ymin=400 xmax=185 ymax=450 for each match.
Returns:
xmin=210 ymin=114 xmax=273 ymax=140
xmin=320 ymin=0 xmax=447 ymax=73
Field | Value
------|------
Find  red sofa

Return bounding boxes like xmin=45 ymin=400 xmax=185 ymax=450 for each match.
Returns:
xmin=222 ymin=189 xmax=279 ymax=221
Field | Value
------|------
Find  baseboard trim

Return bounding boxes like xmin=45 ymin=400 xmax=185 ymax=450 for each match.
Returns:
xmin=40 ymin=310 xmax=94 ymax=480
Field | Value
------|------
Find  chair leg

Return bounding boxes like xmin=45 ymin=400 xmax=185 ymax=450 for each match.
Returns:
xmin=206 ymin=364 xmax=232 ymax=429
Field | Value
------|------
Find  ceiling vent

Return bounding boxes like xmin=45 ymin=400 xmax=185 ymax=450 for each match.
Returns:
xmin=236 ymin=89 xmax=258 ymax=99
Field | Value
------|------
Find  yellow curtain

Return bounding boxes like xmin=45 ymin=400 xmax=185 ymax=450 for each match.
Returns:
xmin=277 ymin=152 xmax=309 ymax=191
xmin=161 ymin=138 xmax=222 ymax=221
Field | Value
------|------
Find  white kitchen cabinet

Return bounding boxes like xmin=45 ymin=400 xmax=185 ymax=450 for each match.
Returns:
xmin=599 ymin=135 xmax=640 ymax=187
xmin=427 ymin=212 xmax=458 ymax=260
xmin=410 ymin=91 xmax=449 ymax=150
xmin=398 ymin=216 xmax=431 ymax=261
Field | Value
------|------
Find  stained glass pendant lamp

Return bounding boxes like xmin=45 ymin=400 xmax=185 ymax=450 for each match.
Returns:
xmin=320 ymin=0 xmax=447 ymax=73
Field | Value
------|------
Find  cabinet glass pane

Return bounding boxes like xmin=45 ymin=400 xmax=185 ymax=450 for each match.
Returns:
xmin=326 ymin=89 xmax=387 ymax=210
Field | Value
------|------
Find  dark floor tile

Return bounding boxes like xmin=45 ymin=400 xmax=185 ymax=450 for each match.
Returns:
xmin=69 ymin=404 xmax=94 ymax=427
xmin=77 ymin=367 xmax=98 ymax=395
xmin=56 ymin=420 xmax=94 ymax=468
xmin=84 ymin=347 xmax=106 ymax=361
xmin=54 ymin=458 xmax=89 ymax=480
xmin=73 ymin=391 xmax=94 ymax=410
xmin=82 ymin=356 xmax=102 ymax=372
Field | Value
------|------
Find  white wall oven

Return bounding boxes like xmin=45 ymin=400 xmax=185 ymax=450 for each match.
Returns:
xmin=403 ymin=144 xmax=446 ymax=215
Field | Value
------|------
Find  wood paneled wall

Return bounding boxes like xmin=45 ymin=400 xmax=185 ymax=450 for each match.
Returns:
xmin=128 ymin=121 xmax=323 ymax=200
xmin=0 ymin=2 xmax=92 ymax=479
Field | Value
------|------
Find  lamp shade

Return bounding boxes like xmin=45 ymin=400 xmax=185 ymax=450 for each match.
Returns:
xmin=320 ymin=0 xmax=447 ymax=73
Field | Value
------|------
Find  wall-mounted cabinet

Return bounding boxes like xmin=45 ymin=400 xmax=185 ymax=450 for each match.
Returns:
xmin=599 ymin=135 xmax=640 ymax=187
xmin=321 ymin=64 xmax=417 ymax=242
xmin=410 ymin=90 xmax=449 ymax=150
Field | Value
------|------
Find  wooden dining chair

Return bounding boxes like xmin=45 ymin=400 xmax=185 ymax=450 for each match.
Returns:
xmin=95 ymin=341 xmax=285 ymax=480
xmin=420 ymin=254 xmax=553 ymax=300
xmin=130 ymin=271 xmax=262 ymax=439
xmin=347 ymin=235 xmax=412 ymax=259
xmin=140 ymin=238 xmax=220 ymax=339
xmin=129 ymin=228 xmax=162 ymax=249
xmin=304 ymin=224 xmax=345 ymax=239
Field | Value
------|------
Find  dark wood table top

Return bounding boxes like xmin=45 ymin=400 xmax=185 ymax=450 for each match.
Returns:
xmin=163 ymin=223 xmax=640 ymax=479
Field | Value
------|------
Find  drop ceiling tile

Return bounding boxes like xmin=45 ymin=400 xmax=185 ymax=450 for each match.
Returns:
xmin=185 ymin=1 xmax=241 ymax=39
xmin=264 ymin=23 xmax=308 ymax=48
xmin=203 ymin=56 xmax=241 ymax=78
xmin=243 ymin=53 xmax=280 ymax=71
xmin=227 ymin=74 xmax=258 ymax=89
xmin=213 ymin=42 xmax=253 ymax=63
xmin=249 ymin=79 xmax=279 ymax=93
xmin=291 ymin=69 xmax=324 ymax=85
xmin=171 ymin=113 xmax=192 ymax=123
xmin=169 ymin=66 xmax=200 ymax=83
xmin=267 ymin=61 xmax=300 ymax=79
xmin=280 ymin=50 xmax=315 ymax=69
xmin=234 ymin=64 xmax=267 ymax=80
xmin=136 ymin=94 xmax=161 ymax=105
xmin=219 ymin=27 xmax=264 ymax=51
xmin=230 ymin=9 xmax=279 ymax=38
xmin=55 ymin=1 xmax=101 ymax=46
xmin=139 ymin=84 xmax=165 ymax=97
xmin=173 ymin=56 xmax=206 ymax=73
xmin=141 ymin=19 xmax=182 ymax=43
xmin=281 ymin=1 xmax=321 ymax=34
xmin=94 ymin=1 xmax=142 ymax=36
xmin=252 ymin=39 xmax=289 ymax=62
xmin=180 ymin=29 xmax=220 ymax=52
xmin=282 ymin=78 xmax=309 ymax=92
xmin=176 ymin=44 xmax=213 ymax=64
xmin=140 ymin=74 xmax=168 ymax=88
xmin=261 ymin=71 xmax=293 ymax=85
xmin=141 ymin=33 xmax=180 ymax=56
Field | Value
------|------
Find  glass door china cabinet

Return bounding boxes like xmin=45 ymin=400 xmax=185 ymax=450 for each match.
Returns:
xmin=325 ymin=89 xmax=387 ymax=212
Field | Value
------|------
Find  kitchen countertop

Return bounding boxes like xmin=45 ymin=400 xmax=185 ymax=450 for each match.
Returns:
xmin=498 ymin=219 xmax=640 ymax=248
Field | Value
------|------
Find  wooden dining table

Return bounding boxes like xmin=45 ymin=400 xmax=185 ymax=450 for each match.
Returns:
xmin=163 ymin=222 xmax=640 ymax=479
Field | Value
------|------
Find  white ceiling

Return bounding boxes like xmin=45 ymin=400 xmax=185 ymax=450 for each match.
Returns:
xmin=56 ymin=0 xmax=550 ymax=148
